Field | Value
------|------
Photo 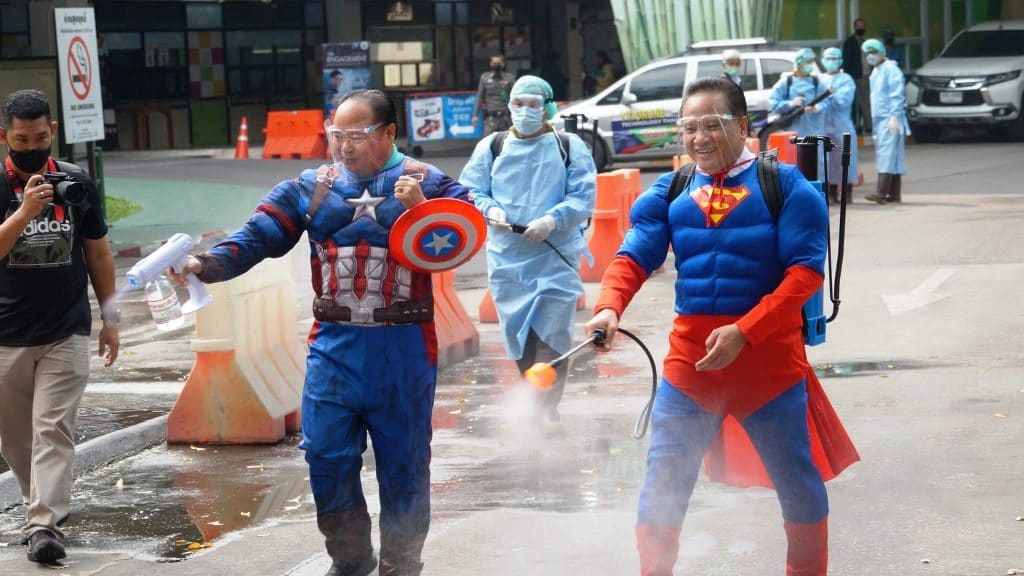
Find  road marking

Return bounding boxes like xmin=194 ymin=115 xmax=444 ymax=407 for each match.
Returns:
xmin=881 ymin=268 xmax=956 ymax=316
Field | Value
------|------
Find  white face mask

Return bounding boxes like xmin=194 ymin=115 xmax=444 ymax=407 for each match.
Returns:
xmin=511 ymin=106 xmax=545 ymax=135
xmin=866 ymin=53 xmax=881 ymax=67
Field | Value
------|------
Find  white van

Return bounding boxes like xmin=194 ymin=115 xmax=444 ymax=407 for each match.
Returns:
xmin=553 ymin=39 xmax=803 ymax=170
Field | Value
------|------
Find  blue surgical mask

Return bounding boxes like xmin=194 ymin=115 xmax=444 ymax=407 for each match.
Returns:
xmin=801 ymin=63 xmax=816 ymax=75
xmin=511 ymin=106 xmax=545 ymax=135
xmin=865 ymin=53 xmax=881 ymax=67
xmin=823 ymin=60 xmax=841 ymax=73
xmin=725 ymin=66 xmax=740 ymax=77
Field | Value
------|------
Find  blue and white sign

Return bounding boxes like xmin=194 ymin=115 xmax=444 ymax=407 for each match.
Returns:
xmin=406 ymin=92 xmax=483 ymax=143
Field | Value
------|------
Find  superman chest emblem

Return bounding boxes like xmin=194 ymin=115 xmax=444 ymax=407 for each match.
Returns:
xmin=690 ymin=185 xmax=752 ymax=226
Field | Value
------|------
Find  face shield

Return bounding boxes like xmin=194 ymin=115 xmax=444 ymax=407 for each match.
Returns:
xmin=676 ymin=109 xmax=746 ymax=175
xmin=325 ymin=121 xmax=396 ymax=183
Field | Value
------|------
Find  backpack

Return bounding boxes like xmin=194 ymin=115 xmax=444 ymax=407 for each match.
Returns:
xmin=666 ymin=150 xmax=782 ymax=221
xmin=489 ymin=129 xmax=572 ymax=168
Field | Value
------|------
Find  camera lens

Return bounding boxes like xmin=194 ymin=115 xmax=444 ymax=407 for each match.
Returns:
xmin=53 ymin=180 xmax=86 ymax=205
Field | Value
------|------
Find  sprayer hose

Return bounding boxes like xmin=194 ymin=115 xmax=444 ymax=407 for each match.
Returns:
xmin=614 ymin=328 xmax=659 ymax=439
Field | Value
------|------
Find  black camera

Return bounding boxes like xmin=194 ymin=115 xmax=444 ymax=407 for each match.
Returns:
xmin=42 ymin=171 xmax=86 ymax=205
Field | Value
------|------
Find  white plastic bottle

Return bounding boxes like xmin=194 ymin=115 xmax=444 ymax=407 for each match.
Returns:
xmin=145 ymin=275 xmax=184 ymax=331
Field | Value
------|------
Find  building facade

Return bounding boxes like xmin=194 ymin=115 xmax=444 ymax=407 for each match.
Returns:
xmin=0 ymin=0 xmax=1018 ymax=151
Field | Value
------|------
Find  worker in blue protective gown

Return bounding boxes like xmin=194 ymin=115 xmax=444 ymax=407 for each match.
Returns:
xmin=819 ymin=47 xmax=859 ymax=205
xmin=173 ymin=90 xmax=470 ymax=576
xmin=862 ymin=38 xmax=910 ymax=204
xmin=769 ymin=48 xmax=830 ymax=140
xmin=459 ymin=75 xmax=596 ymax=422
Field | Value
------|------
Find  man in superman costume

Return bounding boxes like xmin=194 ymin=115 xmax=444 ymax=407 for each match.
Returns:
xmin=585 ymin=77 xmax=859 ymax=576
xmin=174 ymin=90 xmax=470 ymax=576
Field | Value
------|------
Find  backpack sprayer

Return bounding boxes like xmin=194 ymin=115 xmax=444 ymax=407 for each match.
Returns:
xmin=125 ymin=233 xmax=213 ymax=314
xmin=791 ymin=132 xmax=851 ymax=343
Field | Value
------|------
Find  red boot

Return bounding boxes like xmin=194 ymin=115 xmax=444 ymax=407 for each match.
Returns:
xmin=784 ymin=516 xmax=829 ymax=575
xmin=636 ymin=525 xmax=681 ymax=576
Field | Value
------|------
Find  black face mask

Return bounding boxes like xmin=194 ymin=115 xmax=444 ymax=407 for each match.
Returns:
xmin=855 ymin=28 xmax=866 ymax=36
xmin=491 ymin=65 xmax=503 ymax=73
xmin=7 ymin=147 xmax=50 ymax=174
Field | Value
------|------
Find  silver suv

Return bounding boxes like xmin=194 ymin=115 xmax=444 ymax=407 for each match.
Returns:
xmin=906 ymin=20 xmax=1024 ymax=142
xmin=552 ymin=39 xmax=803 ymax=170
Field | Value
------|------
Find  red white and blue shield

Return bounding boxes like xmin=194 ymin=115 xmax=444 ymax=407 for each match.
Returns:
xmin=389 ymin=198 xmax=487 ymax=273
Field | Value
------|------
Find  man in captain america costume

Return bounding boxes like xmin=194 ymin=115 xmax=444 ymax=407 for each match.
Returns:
xmin=585 ymin=77 xmax=859 ymax=575
xmin=173 ymin=90 xmax=470 ymax=576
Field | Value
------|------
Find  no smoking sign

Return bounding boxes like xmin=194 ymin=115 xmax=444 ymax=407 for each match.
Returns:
xmin=67 ymin=37 xmax=92 ymax=100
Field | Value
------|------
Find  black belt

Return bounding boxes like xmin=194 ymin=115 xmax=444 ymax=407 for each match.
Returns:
xmin=312 ymin=297 xmax=433 ymax=325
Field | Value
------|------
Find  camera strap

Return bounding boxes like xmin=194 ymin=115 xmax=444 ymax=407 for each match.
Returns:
xmin=4 ymin=156 xmax=59 ymax=200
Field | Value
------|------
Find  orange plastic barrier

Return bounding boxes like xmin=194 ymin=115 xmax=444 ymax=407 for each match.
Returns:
xmin=767 ymin=131 xmax=798 ymax=164
xmin=581 ymin=168 xmax=640 ymax=282
xmin=432 ymin=270 xmax=480 ymax=367
xmin=234 ymin=116 xmax=250 ymax=160
xmin=672 ymin=154 xmax=691 ymax=171
xmin=262 ymin=110 xmax=327 ymax=160
xmin=168 ymin=253 xmax=304 ymax=445
xmin=479 ymin=288 xmax=499 ymax=323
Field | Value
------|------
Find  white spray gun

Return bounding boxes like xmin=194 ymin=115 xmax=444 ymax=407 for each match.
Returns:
xmin=125 ymin=233 xmax=213 ymax=314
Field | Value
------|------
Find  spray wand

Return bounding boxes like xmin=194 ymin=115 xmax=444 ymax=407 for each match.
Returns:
xmin=524 ymin=327 xmax=660 ymax=439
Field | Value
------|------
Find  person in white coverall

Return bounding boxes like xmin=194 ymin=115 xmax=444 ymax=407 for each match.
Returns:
xmin=819 ymin=46 xmax=859 ymax=205
xmin=459 ymin=75 xmax=596 ymax=422
xmin=862 ymin=38 xmax=910 ymax=204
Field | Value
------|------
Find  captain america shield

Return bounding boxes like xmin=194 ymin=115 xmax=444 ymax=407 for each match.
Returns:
xmin=389 ymin=198 xmax=486 ymax=273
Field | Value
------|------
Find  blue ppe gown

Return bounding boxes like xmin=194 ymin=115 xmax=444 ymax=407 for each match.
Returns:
xmin=820 ymin=71 xmax=860 ymax=183
xmin=870 ymin=59 xmax=910 ymax=174
xmin=459 ymin=130 xmax=596 ymax=359
xmin=769 ymin=74 xmax=830 ymax=138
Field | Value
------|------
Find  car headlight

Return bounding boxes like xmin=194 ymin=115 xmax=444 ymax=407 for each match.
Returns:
xmin=986 ymin=70 xmax=1021 ymax=85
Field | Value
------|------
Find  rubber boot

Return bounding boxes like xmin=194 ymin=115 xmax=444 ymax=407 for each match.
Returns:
xmin=784 ymin=516 xmax=829 ymax=576
xmin=865 ymin=174 xmax=893 ymax=204
xmin=890 ymin=174 xmax=901 ymax=203
xmin=379 ymin=531 xmax=427 ymax=576
xmin=319 ymin=509 xmax=377 ymax=576
xmin=636 ymin=525 xmax=681 ymax=576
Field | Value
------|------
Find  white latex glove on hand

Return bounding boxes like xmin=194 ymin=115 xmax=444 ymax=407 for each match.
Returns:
xmin=887 ymin=116 xmax=900 ymax=134
xmin=790 ymin=96 xmax=805 ymax=109
xmin=522 ymin=215 xmax=557 ymax=242
xmin=485 ymin=206 xmax=505 ymax=224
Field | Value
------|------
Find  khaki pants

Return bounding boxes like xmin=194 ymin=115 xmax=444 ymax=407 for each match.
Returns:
xmin=0 ymin=334 xmax=89 ymax=540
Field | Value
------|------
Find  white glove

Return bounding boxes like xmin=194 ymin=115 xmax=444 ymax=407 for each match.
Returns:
xmin=522 ymin=215 xmax=557 ymax=242
xmin=805 ymin=105 xmax=819 ymax=114
xmin=485 ymin=206 xmax=505 ymax=224
xmin=887 ymin=116 xmax=900 ymax=134
xmin=790 ymin=96 xmax=805 ymax=109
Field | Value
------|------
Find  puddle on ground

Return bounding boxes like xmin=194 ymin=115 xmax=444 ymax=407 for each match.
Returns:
xmin=0 ymin=438 xmax=314 ymax=561
xmin=814 ymin=360 xmax=929 ymax=378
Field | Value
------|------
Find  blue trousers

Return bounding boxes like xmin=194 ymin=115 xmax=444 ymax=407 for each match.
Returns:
xmin=637 ymin=379 xmax=828 ymax=527
xmin=300 ymin=323 xmax=436 ymax=571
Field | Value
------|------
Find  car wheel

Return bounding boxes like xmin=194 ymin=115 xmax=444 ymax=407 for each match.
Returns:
xmin=910 ymin=123 xmax=940 ymax=144
xmin=583 ymin=130 xmax=610 ymax=172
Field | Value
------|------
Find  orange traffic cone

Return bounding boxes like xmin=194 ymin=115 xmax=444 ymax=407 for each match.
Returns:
xmin=234 ymin=116 xmax=250 ymax=159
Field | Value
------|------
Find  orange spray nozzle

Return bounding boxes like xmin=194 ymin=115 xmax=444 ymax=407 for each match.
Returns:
xmin=524 ymin=362 xmax=557 ymax=391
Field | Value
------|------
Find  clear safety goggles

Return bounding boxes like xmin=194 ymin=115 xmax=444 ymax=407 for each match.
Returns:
xmin=508 ymin=94 xmax=546 ymax=111
xmin=822 ymin=56 xmax=841 ymax=64
xmin=676 ymin=114 xmax=738 ymax=135
xmin=327 ymin=123 xmax=381 ymax=145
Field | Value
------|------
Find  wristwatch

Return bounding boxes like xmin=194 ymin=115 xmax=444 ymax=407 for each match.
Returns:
xmin=100 ymin=309 xmax=121 ymax=325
